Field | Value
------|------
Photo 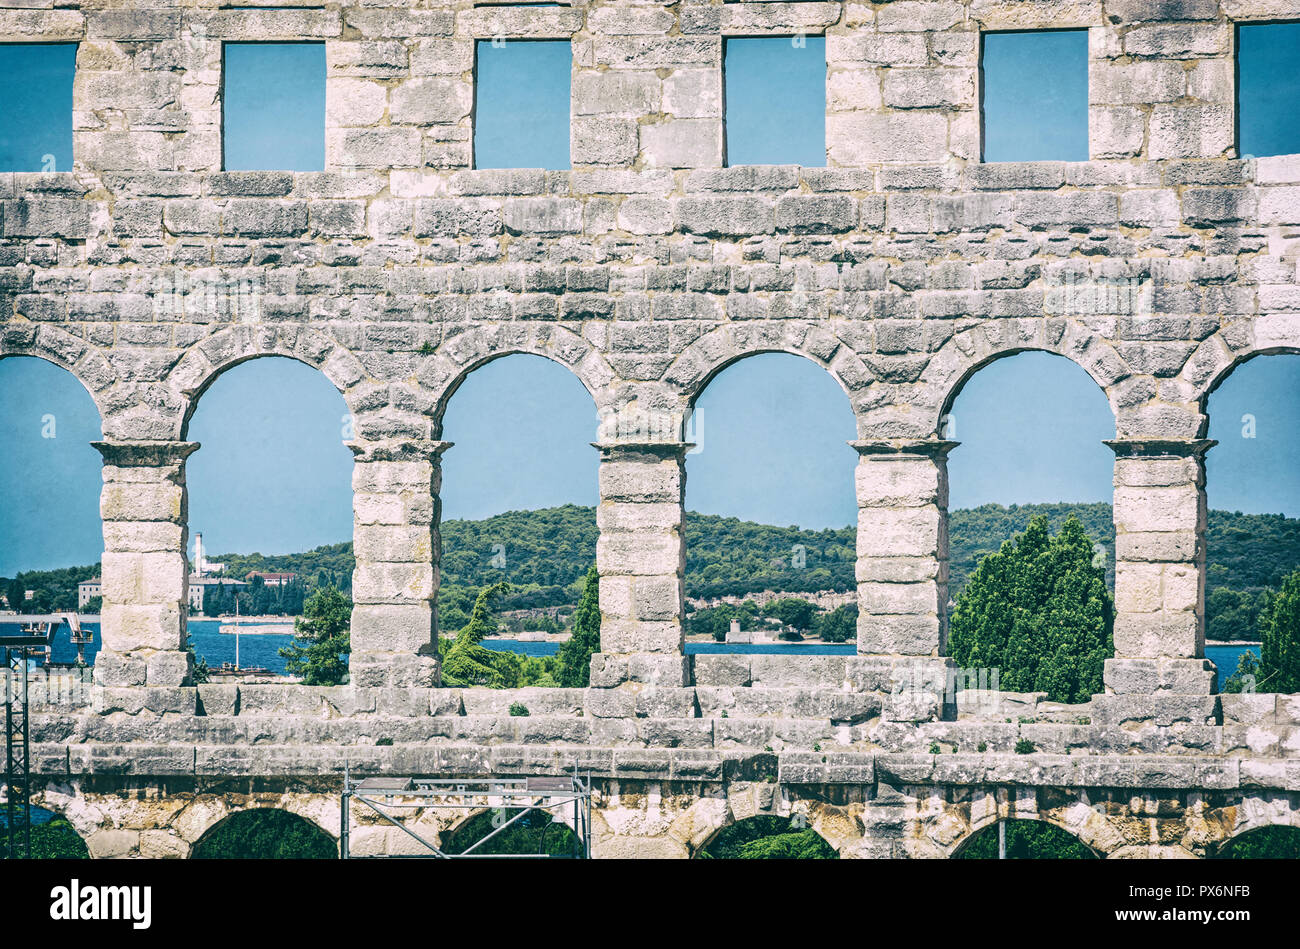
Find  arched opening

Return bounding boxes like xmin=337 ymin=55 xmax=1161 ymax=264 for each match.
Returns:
xmin=943 ymin=351 xmax=1116 ymax=703
xmin=951 ymin=819 xmax=1099 ymax=859
xmin=1 ymin=804 xmax=89 ymax=859
xmin=436 ymin=353 xmax=599 ymax=687
xmin=185 ymin=356 xmax=352 ymax=682
xmin=191 ymin=808 xmax=337 ymax=859
xmin=1213 ymin=824 xmax=1300 ymax=859
xmin=695 ymin=814 xmax=837 ymax=859
xmin=440 ymin=808 xmax=581 ymax=857
xmin=1203 ymin=353 xmax=1300 ymax=692
xmin=0 ymin=355 xmax=103 ymax=667
xmin=684 ymin=353 xmax=858 ymax=652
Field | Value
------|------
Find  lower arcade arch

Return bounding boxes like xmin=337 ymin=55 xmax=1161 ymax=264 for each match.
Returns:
xmin=0 ymin=804 xmax=89 ymax=859
xmin=440 ymin=806 xmax=582 ymax=857
xmin=950 ymin=818 xmax=1100 ymax=860
xmin=190 ymin=808 xmax=338 ymax=859
xmin=1212 ymin=825 xmax=1300 ymax=859
xmin=694 ymin=814 xmax=838 ymax=859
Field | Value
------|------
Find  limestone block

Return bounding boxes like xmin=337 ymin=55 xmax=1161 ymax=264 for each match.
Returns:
xmin=597 ymin=619 xmax=682 ymax=654
xmin=856 ymin=506 xmax=942 ymax=557
xmin=599 ymin=461 xmax=682 ymax=504
xmin=857 ymin=580 xmax=942 ymax=616
xmin=100 ymin=603 xmax=186 ymax=651
xmin=641 ymin=119 xmax=722 ymax=169
xmin=1148 ymin=104 xmax=1233 ymax=160
xmin=858 ymin=614 xmax=942 ymax=656
xmin=1112 ymin=612 xmax=1200 ymax=658
xmin=597 ymin=534 xmax=683 ymax=576
xmin=352 ymin=562 xmax=435 ymax=603
xmin=572 ymin=117 xmax=639 ymax=166
xmin=856 ymin=457 xmax=944 ymax=507
xmin=827 ymin=112 xmax=948 ymax=165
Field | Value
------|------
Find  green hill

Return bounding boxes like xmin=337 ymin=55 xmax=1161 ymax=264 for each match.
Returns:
xmin=6 ymin=503 xmax=1298 ymax=642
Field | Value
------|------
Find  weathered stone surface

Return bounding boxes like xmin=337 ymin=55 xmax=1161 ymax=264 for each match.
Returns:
xmin=5 ymin=1 xmax=1297 ymax=862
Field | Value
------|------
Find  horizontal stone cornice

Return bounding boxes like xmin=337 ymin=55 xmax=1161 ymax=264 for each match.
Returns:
xmin=91 ymin=440 xmax=200 ymax=466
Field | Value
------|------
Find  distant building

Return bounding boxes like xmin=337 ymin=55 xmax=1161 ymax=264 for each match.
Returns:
xmin=78 ymin=578 xmax=102 ymax=609
xmin=192 ymin=532 xmax=224 ymax=577
xmin=188 ymin=576 xmax=246 ymax=612
xmin=246 ymin=571 xmax=296 ymax=587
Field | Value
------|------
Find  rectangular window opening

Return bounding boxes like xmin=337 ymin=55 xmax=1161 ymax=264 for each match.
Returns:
xmin=473 ymin=39 xmax=571 ymax=170
xmin=724 ymin=35 xmax=826 ymax=167
xmin=0 ymin=43 xmax=76 ymax=173
xmin=981 ymin=30 xmax=1088 ymax=163
xmin=1237 ymin=21 xmax=1300 ymax=158
xmin=222 ymin=42 xmax=326 ymax=172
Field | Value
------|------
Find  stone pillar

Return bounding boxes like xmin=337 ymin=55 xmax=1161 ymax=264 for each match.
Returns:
xmin=93 ymin=441 xmax=198 ymax=688
xmin=826 ymin=11 xmax=977 ymax=166
xmin=348 ymin=438 xmax=448 ymax=688
xmin=590 ymin=441 xmax=689 ymax=690
xmin=853 ymin=439 xmax=956 ymax=657
xmin=1105 ymin=439 xmax=1216 ymax=694
xmin=852 ymin=439 xmax=957 ymax=721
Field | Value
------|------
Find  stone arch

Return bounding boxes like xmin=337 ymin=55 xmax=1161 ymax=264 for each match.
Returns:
xmin=1214 ymin=791 xmax=1300 ymax=848
xmin=935 ymin=789 xmax=1125 ymax=859
xmin=439 ymin=803 xmax=582 ymax=856
xmin=685 ymin=784 xmax=849 ymax=858
xmin=0 ymin=326 xmax=116 ymax=422
xmin=1188 ymin=338 xmax=1300 ymax=434
xmin=189 ymin=804 xmax=339 ymax=858
xmin=164 ymin=325 xmax=370 ymax=439
xmin=693 ymin=811 xmax=840 ymax=858
xmin=949 ymin=815 xmax=1103 ymax=859
xmin=918 ymin=321 xmax=1126 ymax=439
xmin=22 ymin=790 xmax=94 ymax=857
xmin=424 ymin=324 xmax=615 ymax=435
xmin=662 ymin=322 xmax=872 ymax=421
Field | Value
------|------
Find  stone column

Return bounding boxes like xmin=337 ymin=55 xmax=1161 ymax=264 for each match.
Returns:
xmin=852 ymin=439 xmax=957 ymax=720
xmin=590 ymin=441 xmax=689 ymax=690
xmin=853 ymin=439 xmax=956 ymax=657
xmin=348 ymin=438 xmax=448 ymax=688
xmin=93 ymin=440 xmax=198 ymax=688
xmin=1105 ymin=439 xmax=1216 ymax=694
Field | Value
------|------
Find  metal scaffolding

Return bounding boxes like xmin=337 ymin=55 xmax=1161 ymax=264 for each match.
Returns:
xmin=340 ymin=767 xmax=592 ymax=859
xmin=1 ymin=615 xmax=63 ymax=860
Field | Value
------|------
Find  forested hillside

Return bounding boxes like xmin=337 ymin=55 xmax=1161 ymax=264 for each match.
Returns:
xmin=6 ymin=503 xmax=1298 ymax=641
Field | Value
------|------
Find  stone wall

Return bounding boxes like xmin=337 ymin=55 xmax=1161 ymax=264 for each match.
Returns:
xmin=3 ymin=0 xmax=1296 ymax=696
xmin=4 ymin=0 xmax=1300 ymax=856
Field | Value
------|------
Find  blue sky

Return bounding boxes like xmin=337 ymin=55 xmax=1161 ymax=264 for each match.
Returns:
xmin=726 ymin=36 xmax=826 ymax=166
xmin=222 ymin=43 xmax=326 ymax=171
xmin=0 ymin=43 xmax=75 ymax=172
xmin=2 ymin=36 xmax=1299 ymax=574
xmin=982 ymin=31 xmax=1089 ymax=163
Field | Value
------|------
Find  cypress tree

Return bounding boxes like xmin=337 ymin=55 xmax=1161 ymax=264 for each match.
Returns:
xmin=1259 ymin=568 xmax=1300 ymax=692
xmin=948 ymin=515 xmax=1113 ymax=703
xmin=557 ymin=566 xmax=600 ymax=687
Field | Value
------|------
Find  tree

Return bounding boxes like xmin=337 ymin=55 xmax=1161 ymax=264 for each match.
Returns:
xmin=279 ymin=587 xmax=351 ymax=686
xmin=953 ymin=821 xmax=1097 ymax=859
xmin=440 ymin=808 xmax=580 ymax=856
xmin=814 ymin=603 xmax=857 ymax=643
xmin=441 ymin=582 xmax=514 ymax=688
xmin=185 ymin=637 xmax=210 ymax=684
xmin=1258 ymin=568 xmax=1300 ymax=693
xmin=697 ymin=816 xmax=835 ymax=859
xmin=1222 ymin=649 xmax=1261 ymax=694
xmin=556 ymin=566 xmax=599 ymax=688
xmin=767 ymin=597 xmax=817 ymax=632
xmin=948 ymin=515 xmax=1113 ymax=704
xmin=191 ymin=810 xmax=337 ymax=859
